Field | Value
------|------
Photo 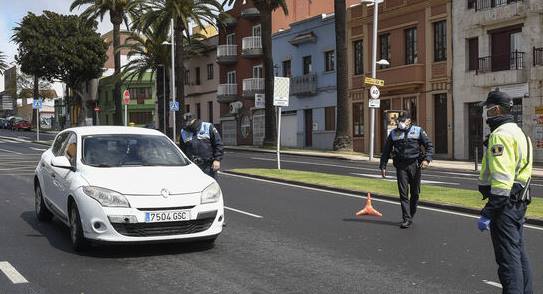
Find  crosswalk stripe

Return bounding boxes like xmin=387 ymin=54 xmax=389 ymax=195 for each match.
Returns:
xmin=0 ymin=261 xmax=29 ymax=284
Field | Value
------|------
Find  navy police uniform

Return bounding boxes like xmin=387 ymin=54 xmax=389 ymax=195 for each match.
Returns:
xmin=379 ymin=118 xmax=433 ymax=224
xmin=180 ymin=120 xmax=224 ymax=178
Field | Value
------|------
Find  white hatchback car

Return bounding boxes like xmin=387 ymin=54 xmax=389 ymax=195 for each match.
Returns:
xmin=34 ymin=126 xmax=224 ymax=251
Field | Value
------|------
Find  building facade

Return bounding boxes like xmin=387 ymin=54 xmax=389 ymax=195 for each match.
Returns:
xmin=347 ymin=0 xmax=453 ymax=158
xmin=273 ymin=14 xmax=338 ymax=149
xmin=452 ymin=0 xmax=543 ymax=162
xmin=184 ymin=35 xmax=221 ymax=126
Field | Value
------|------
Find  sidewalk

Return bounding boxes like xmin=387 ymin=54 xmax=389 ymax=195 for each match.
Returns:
xmin=225 ymin=145 xmax=543 ymax=177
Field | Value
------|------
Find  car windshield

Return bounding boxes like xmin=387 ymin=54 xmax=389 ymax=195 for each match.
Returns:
xmin=82 ymin=134 xmax=189 ymax=167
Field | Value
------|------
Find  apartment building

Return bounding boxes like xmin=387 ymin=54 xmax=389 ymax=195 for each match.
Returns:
xmin=347 ymin=0 xmax=453 ymax=158
xmin=452 ymin=0 xmax=543 ymax=162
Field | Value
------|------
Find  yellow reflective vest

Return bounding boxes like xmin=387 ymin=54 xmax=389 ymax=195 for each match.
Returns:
xmin=479 ymin=122 xmax=532 ymax=196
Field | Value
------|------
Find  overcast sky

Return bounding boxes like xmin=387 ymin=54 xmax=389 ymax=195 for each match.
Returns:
xmin=0 ymin=0 xmax=113 ymax=92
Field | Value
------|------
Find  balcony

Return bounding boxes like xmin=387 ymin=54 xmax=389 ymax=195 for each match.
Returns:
xmin=534 ymin=47 xmax=543 ymax=66
xmin=476 ymin=0 xmax=523 ymax=11
xmin=217 ymin=84 xmax=238 ymax=104
xmin=242 ymin=36 xmax=263 ymax=58
xmin=376 ymin=64 xmax=425 ymax=88
xmin=290 ymin=73 xmax=318 ymax=96
xmin=472 ymin=0 xmax=527 ymax=26
xmin=242 ymin=78 xmax=264 ymax=97
xmin=474 ymin=51 xmax=527 ymax=87
xmin=216 ymin=45 xmax=238 ymax=64
xmin=241 ymin=7 xmax=260 ymax=18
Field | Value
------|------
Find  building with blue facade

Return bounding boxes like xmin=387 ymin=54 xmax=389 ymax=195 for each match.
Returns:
xmin=273 ymin=13 xmax=337 ymax=150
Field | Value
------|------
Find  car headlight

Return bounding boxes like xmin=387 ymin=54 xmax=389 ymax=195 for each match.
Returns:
xmin=82 ymin=186 xmax=130 ymax=208
xmin=201 ymin=182 xmax=221 ymax=204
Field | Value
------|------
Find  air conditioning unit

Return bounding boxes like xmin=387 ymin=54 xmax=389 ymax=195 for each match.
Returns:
xmin=229 ymin=101 xmax=243 ymax=114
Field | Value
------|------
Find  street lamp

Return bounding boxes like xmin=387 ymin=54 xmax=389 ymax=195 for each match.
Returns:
xmin=361 ymin=0 xmax=384 ymax=161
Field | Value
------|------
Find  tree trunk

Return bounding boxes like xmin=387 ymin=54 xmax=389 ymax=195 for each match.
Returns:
xmin=333 ymin=0 xmax=353 ymax=151
xmin=261 ymin=7 xmax=276 ymax=146
xmin=156 ymin=65 xmax=170 ymax=135
xmin=32 ymin=75 xmax=39 ymax=128
xmin=174 ymin=20 xmax=186 ymax=142
xmin=111 ymin=16 xmax=123 ymax=126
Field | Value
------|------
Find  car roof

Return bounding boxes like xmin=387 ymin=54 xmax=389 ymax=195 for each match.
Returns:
xmin=61 ymin=126 xmax=164 ymax=137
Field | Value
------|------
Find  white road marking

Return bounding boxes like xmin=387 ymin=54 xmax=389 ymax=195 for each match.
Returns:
xmin=351 ymin=173 xmax=460 ymax=186
xmin=221 ymin=172 xmax=543 ymax=231
xmin=0 ymin=261 xmax=29 ymax=284
xmin=0 ymin=166 xmax=37 ymax=171
xmin=482 ymin=280 xmax=502 ymax=288
xmin=29 ymin=147 xmax=47 ymax=151
xmin=225 ymin=206 xmax=263 ymax=218
xmin=0 ymin=148 xmax=23 ymax=155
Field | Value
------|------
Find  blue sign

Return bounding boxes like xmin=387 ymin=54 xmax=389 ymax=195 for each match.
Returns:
xmin=169 ymin=101 xmax=179 ymax=112
xmin=32 ymin=98 xmax=43 ymax=110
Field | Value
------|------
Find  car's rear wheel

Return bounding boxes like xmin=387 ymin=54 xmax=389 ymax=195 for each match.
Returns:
xmin=69 ymin=203 xmax=89 ymax=251
xmin=35 ymin=185 xmax=53 ymax=222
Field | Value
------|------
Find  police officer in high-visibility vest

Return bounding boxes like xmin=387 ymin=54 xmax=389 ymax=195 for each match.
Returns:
xmin=180 ymin=113 xmax=224 ymax=178
xmin=477 ymin=90 xmax=533 ymax=293
xmin=379 ymin=112 xmax=433 ymax=229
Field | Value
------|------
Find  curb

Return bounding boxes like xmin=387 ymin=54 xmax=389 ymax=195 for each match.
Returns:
xmin=222 ymin=170 xmax=543 ymax=227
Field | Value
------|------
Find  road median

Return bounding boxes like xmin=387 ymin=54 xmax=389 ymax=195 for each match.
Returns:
xmin=226 ymin=168 xmax=543 ymax=225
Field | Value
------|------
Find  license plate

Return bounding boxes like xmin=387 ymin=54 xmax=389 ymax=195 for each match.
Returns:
xmin=144 ymin=210 xmax=191 ymax=223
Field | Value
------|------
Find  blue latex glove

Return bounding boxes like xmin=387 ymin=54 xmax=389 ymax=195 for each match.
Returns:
xmin=477 ymin=216 xmax=491 ymax=232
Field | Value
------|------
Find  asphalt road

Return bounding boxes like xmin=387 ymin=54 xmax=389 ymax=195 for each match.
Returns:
xmin=222 ymin=149 xmax=543 ymax=198
xmin=0 ymin=132 xmax=541 ymax=293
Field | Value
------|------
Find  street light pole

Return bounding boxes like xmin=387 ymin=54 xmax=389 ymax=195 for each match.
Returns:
xmin=369 ymin=0 xmax=380 ymax=161
xmin=170 ymin=18 xmax=176 ymax=143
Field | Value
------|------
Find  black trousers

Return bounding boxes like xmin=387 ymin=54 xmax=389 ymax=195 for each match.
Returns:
xmin=490 ymin=200 xmax=532 ymax=294
xmin=198 ymin=164 xmax=217 ymax=179
xmin=395 ymin=160 xmax=421 ymax=221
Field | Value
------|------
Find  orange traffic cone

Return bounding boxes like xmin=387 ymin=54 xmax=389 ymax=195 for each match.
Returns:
xmin=355 ymin=193 xmax=382 ymax=217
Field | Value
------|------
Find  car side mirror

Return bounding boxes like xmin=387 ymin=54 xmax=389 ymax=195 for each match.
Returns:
xmin=51 ymin=156 xmax=74 ymax=171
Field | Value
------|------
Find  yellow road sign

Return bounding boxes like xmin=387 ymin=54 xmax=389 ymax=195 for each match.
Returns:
xmin=364 ymin=77 xmax=384 ymax=87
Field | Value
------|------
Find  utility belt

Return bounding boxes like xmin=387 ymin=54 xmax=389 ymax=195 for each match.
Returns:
xmin=510 ymin=180 xmax=532 ymax=204
xmin=191 ymin=156 xmax=213 ymax=166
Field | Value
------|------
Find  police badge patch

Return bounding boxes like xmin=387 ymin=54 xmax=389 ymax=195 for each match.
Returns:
xmin=491 ymin=144 xmax=504 ymax=156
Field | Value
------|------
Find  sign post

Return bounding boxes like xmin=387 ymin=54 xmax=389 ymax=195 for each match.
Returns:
xmin=273 ymin=77 xmax=290 ymax=170
xmin=123 ymin=90 xmax=130 ymax=126
xmin=32 ymin=98 xmax=43 ymax=141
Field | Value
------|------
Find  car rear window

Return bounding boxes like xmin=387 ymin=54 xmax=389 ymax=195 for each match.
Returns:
xmin=82 ymin=134 xmax=189 ymax=167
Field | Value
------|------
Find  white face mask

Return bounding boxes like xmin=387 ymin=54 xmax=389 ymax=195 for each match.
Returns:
xmin=398 ymin=122 xmax=407 ymax=129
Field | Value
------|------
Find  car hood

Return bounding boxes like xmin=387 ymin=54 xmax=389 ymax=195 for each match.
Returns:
xmin=79 ymin=164 xmax=214 ymax=195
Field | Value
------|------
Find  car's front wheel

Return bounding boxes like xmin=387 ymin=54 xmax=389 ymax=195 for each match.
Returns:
xmin=35 ymin=184 xmax=53 ymax=222
xmin=69 ymin=203 xmax=89 ymax=251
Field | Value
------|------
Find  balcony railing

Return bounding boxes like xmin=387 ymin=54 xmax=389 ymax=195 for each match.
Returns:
xmin=217 ymin=45 xmax=238 ymax=58
xmin=217 ymin=84 xmax=238 ymax=97
xmin=534 ymin=47 xmax=543 ymax=66
xmin=290 ymin=73 xmax=317 ymax=96
xmin=476 ymin=0 xmax=523 ymax=11
xmin=242 ymin=78 xmax=264 ymax=96
xmin=242 ymin=36 xmax=262 ymax=51
xmin=476 ymin=51 xmax=525 ymax=74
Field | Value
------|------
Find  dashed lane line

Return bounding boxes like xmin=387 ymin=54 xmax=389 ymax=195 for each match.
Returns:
xmin=0 ymin=261 xmax=29 ymax=284
xmin=29 ymin=147 xmax=47 ymax=151
xmin=224 ymin=206 xmax=263 ymax=218
xmin=0 ymin=148 xmax=23 ymax=155
xmin=482 ymin=280 xmax=502 ymax=289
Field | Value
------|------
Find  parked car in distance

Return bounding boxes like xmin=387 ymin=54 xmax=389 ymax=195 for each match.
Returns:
xmin=13 ymin=119 xmax=32 ymax=131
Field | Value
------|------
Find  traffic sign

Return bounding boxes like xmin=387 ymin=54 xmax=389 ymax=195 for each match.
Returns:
xmin=273 ymin=77 xmax=290 ymax=107
xmin=122 ymin=90 xmax=130 ymax=105
xmin=369 ymin=98 xmax=380 ymax=108
xmin=364 ymin=77 xmax=385 ymax=87
xmin=32 ymin=98 xmax=43 ymax=110
xmin=169 ymin=101 xmax=179 ymax=112
xmin=255 ymin=94 xmax=265 ymax=109
xmin=369 ymin=86 xmax=380 ymax=99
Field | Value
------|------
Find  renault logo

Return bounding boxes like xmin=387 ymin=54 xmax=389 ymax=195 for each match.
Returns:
xmin=160 ymin=188 xmax=170 ymax=199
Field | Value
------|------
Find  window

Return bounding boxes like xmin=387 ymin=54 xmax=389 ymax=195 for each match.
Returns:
xmin=128 ymin=87 xmax=152 ymax=104
xmin=208 ymin=101 xmax=214 ymax=124
xmin=207 ymin=64 xmax=214 ymax=80
xmin=227 ymin=71 xmax=236 ymax=84
xmin=253 ymin=65 xmax=263 ymax=78
xmin=379 ymin=33 xmax=391 ymax=68
xmin=185 ymin=70 xmax=190 ymax=84
xmin=405 ymin=27 xmax=418 ymax=64
xmin=403 ymin=97 xmax=417 ymax=123
xmin=353 ymin=103 xmax=364 ymax=137
xmin=52 ymin=132 xmax=70 ymax=156
xmin=467 ymin=37 xmax=479 ymax=71
xmin=325 ymin=107 xmax=336 ymax=131
xmin=226 ymin=33 xmax=235 ymax=45
xmin=252 ymin=25 xmax=261 ymax=37
xmin=467 ymin=0 xmax=476 ymax=9
xmin=303 ymin=56 xmax=312 ymax=74
xmin=434 ymin=21 xmax=447 ymax=62
xmin=196 ymin=103 xmax=201 ymax=119
xmin=195 ymin=67 xmax=201 ymax=85
xmin=353 ymin=40 xmax=363 ymax=75
xmin=282 ymin=60 xmax=291 ymax=77
xmin=325 ymin=50 xmax=335 ymax=72
xmin=185 ymin=104 xmax=190 ymax=114
xmin=128 ymin=111 xmax=153 ymax=125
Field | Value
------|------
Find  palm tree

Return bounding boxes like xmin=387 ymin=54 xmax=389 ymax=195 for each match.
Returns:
xmin=333 ymin=0 xmax=352 ymax=151
xmin=0 ymin=51 xmax=7 ymax=74
xmin=133 ymin=0 xmax=222 ymax=139
xmin=70 ymin=0 xmax=144 ymax=126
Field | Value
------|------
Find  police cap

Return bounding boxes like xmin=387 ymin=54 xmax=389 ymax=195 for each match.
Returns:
xmin=397 ymin=112 xmax=411 ymax=122
xmin=479 ymin=90 xmax=513 ymax=108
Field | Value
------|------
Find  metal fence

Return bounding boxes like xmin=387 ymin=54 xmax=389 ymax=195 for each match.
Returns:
xmin=476 ymin=0 xmax=522 ymax=11
xmin=476 ymin=51 xmax=525 ymax=74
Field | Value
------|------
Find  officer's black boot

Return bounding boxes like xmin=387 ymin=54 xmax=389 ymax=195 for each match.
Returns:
xmin=400 ymin=219 xmax=412 ymax=229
